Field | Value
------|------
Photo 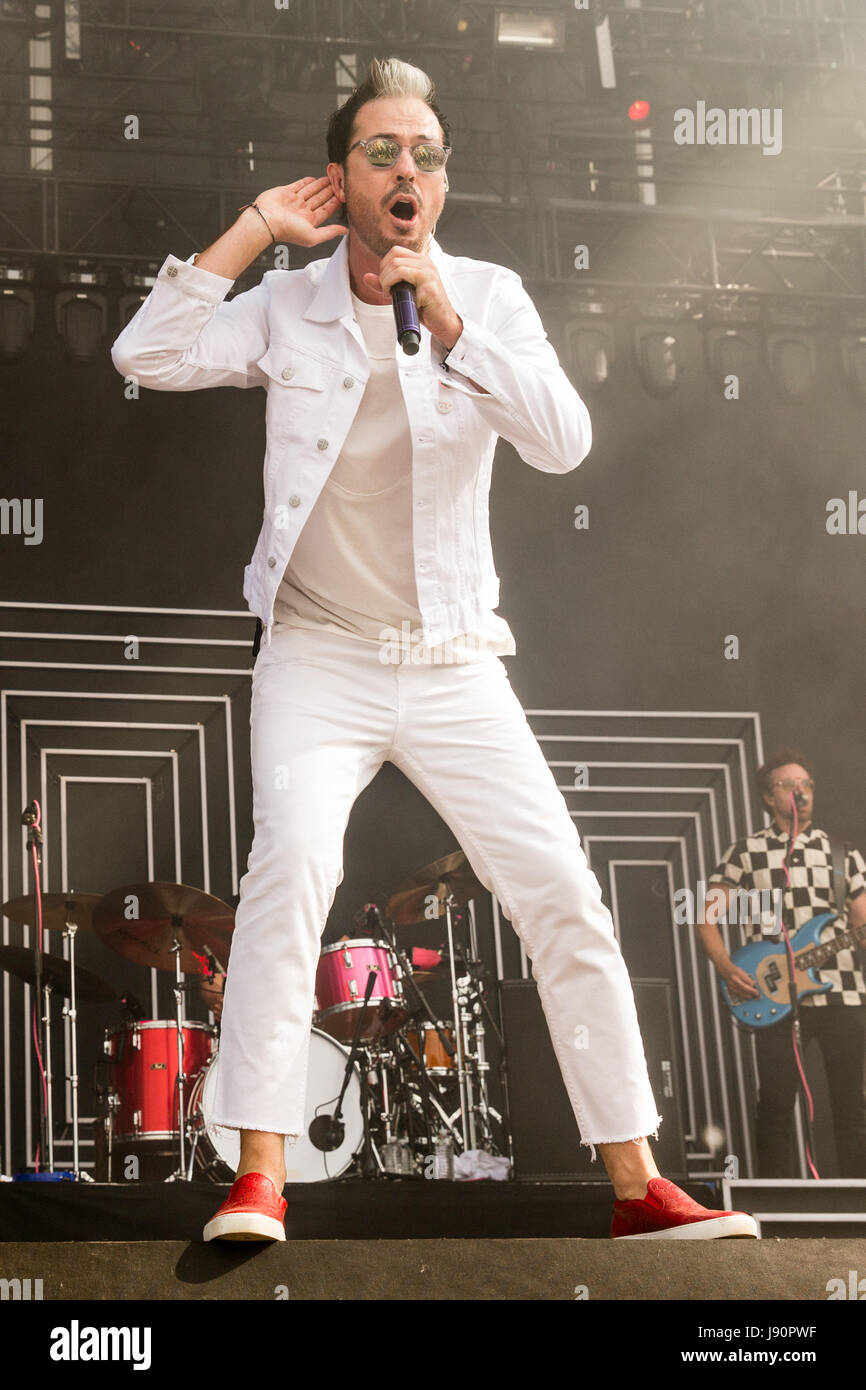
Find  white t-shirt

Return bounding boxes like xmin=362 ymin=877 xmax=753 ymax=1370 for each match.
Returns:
xmin=273 ymin=290 xmax=514 ymax=662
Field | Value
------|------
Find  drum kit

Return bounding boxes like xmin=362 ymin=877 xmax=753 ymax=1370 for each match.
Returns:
xmin=1 ymin=850 xmax=508 ymax=1184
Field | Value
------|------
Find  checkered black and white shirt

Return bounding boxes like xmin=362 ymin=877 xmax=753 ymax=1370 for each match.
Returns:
xmin=708 ymin=824 xmax=866 ymax=1007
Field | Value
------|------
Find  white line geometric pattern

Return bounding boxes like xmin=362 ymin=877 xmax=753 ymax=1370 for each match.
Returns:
xmin=1 ymin=600 xmax=254 ymax=1175
xmin=506 ymin=707 xmax=813 ymax=1180
xmin=2 ymin=606 xmax=803 ymax=1180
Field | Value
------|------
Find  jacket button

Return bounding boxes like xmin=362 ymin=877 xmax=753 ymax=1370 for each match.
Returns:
xmin=166 ymin=266 xmax=178 ymax=277
xmin=438 ymin=401 xmax=453 ymax=413
xmin=289 ymin=494 xmax=301 ymax=507
xmin=343 ymin=377 xmax=354 ymax=389
xmin=267 ymin=556 xmax=277 ymax=567
xmin=281 ymin=367 xmax=294 ymax=380
xmin=317 ymin=438 xmax=329 ymax=450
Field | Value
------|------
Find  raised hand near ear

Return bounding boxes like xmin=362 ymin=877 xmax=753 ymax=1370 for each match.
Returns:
xmin=250 ymin=176 xmax=348 ymax=247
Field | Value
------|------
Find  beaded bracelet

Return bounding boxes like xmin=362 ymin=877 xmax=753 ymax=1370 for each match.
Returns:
xmin=238 ymin=201 xmax=276 ymax=244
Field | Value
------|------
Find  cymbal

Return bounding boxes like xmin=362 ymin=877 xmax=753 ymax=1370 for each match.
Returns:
xmin=0 ymin=945 xmax=117 ymax=1003
xmin=387 ymin=850 xmax=484 ymax=926
xmin=2 ymin=891 xmax=103 ymax=934
xmin=92 ymin=881 xmax=234 ymax=973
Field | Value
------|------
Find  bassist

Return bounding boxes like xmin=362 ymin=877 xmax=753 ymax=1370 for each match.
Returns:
xmin=698 ymin=752 xmax=866 ymax=1177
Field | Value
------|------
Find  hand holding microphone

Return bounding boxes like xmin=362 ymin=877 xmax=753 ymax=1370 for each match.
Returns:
xmin=361 ymin=246 xmax=463 ymax=356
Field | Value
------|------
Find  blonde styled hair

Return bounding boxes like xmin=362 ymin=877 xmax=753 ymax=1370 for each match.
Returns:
xmin=326 ymin=56 xmax=451 ymax=163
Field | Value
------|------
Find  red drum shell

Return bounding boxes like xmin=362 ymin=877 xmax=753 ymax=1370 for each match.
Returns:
xmin=104 ymin=1019 xmax=216 ymax=1140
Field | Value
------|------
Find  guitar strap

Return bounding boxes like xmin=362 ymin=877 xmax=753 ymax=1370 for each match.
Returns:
xmin=830 ymin=838 xmax=849 ymax=917
xmin=829 ymin=837 xmax=865 ymax=972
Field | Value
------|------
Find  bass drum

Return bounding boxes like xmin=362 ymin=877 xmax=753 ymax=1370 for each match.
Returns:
xmin=187 ymin=1027 xmax=364 ymax=1183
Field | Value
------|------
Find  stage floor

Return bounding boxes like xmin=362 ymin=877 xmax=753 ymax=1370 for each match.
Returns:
xmin=0 ymin=1176 xmax=721 ymax=1242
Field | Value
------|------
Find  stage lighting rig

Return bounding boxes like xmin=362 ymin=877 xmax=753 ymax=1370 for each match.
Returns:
xmin=562 ymin=302 xmax=617 ymax=391
xmin=54 ymin=267 xmax=108 ymax=363
xmin=0 ymin=265 xmax=36 ymax=360
xmin=702 ymin=326 xmax=759 ymax=394
xmin=494 ymin=9 xmax=566 ymax=51
xmin=840 ymin=330 xmax=866 ymax=408
xmin=632 ymin=325 xmax=680 ymax=398
xmin=765 ymin=327 xmax=818 ymax=400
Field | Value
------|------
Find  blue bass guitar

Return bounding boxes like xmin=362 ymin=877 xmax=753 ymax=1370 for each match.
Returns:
xmin=721 ymin=912 xmax=866 ymax=1029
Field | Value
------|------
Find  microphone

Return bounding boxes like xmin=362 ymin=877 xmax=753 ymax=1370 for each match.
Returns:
xmin=793 ymin=790 xmax=809 ymax=810
xmin=352 ymin=902 xmax=384 ymax=938
xmin=391 ymin=281 xmax=421 ymax=356
xmin=309 ymin=969 xmax=378 ymax=1151
xmin=120 ymin=991 xmax=146 ymax=1023
xmin=201 ymin=944 xmax=221 ymax=981
xmin=308 ymin=1111 xmax=345 ymax=1153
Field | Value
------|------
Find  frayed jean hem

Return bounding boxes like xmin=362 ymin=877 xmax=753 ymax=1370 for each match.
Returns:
xmin=580 ymin=1117 xmax=663 ymax=1165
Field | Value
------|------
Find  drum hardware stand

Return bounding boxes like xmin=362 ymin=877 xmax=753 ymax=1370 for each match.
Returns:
xmin=104 ymin=1103 xmax=117 ymax=1182
xmin=389 ymin=1028 xmax=463 ymax=1151
xmin=356 ymin=1049 xmax=385 ymax=1177
xmin=382 ymin=917 xmax=465 ymax=1152
xmin=165 ymin=930 xmax=189 ymax=1182
xmin=22 ymin=801 xmax=52 ymax=1173
xmin=185 ymin=1116 xmax=202 ymax=1182
xmin=40 ymin=978 xmax=56 ymax=1172
xmin=454 ymin=974 xmax=480 ymax=1151
xmin=442 ymin=891 xmax=473 ymax=1151
xmin=60 ymin=916 xmax=92 ymax=1180
xmin=376 ymin=1045 xmax=395 ymax=1148
xmin=457 ymin=944 xmax=505 ymax=1154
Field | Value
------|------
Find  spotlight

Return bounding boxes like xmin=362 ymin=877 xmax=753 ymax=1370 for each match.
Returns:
xmin=703 ymin=327 xmax=758 ymax=390
xmin=765 ymin=330 xmax=817 ymax=399
xmin=494 ymin=9 xmax=566 ymax=50
xmin=632 ymin=326 xmax=680 ymax=398
xmin=841 ymin=333 xmax=866 ymax=407
xmin=563 ymin=315 xmax=616 ymax=390
xmin=55 ymin=266 xmax=108 ymax=362
xmin=0 ymin=265 xmax=36 ymax=359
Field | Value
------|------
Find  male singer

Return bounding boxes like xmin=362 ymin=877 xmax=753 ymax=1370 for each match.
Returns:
xmin=111 ymin=57 xmax=756 ymax=1242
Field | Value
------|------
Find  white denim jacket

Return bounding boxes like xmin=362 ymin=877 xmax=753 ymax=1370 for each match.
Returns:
xmin=110 ymin=233 xmax=591 ymax=648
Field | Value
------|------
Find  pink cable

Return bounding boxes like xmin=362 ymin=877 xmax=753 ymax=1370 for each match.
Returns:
xmin=777 ymin=795 xmax=820 ymax=1180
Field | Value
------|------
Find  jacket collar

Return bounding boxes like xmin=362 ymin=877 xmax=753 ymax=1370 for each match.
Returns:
xmin=302 ymin=230 xmax=460 ymax=325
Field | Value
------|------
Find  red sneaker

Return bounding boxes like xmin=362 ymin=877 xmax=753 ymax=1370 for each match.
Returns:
xmin=202 ymin=1172 xmax=287 ymax=1243
xmin=611 ymin=1178 xmax=758 ymax=1240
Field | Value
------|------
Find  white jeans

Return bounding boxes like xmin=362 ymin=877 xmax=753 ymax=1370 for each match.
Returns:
xmin=212 ymin=624 xmax=661 ymax=1153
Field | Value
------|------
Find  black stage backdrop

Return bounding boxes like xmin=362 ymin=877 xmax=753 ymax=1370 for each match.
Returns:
xmin=2 ymin=256 xmax=864 ymax=1179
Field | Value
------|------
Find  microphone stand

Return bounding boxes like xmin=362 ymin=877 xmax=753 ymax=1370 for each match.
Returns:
xmin=22 ymin=803 xmax=51 ymax=1173
xmin=310 ymin=968 xmax=380 ymax=1176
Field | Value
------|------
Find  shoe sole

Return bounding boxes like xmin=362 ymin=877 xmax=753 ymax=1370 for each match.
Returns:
xmin=202 ymin=1211 xmax=287 ymax=1243
xmin=614 ymin=1213 xmax=759 ymax=1240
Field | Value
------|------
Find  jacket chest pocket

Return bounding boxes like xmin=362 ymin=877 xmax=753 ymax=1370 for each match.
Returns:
xmin=257 ymin=344 xmax=329 ymax=430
